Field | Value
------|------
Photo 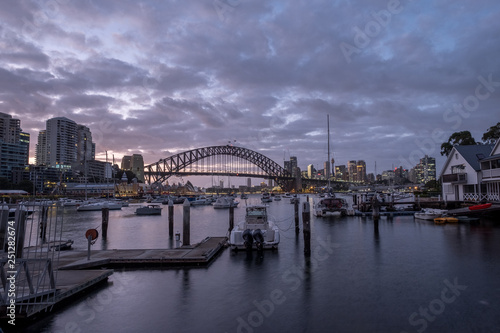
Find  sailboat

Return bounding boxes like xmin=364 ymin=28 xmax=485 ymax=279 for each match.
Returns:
xmin=313 ymin=114 xmax=349 ymax=217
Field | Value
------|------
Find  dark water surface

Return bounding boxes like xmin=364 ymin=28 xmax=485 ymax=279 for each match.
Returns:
xmin=14 ymin=195 xmax=500 ymax=332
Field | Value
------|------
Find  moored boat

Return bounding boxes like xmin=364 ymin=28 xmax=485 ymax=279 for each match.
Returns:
xmin=414 ymin=208 xmax=447 ymax=220
xmin=261 ymin=192 xmax=272 ymax=203
xmin=213 ymin=196 xmax=239 ymax=209
xmin=434 ymin=217 xmax=458 ymax=224
xmin=77 ymin=201 xmax=122 ymax=211
xmin=313 ymin=195 xmax=348 ymax=217
xmin=468 ymin=203 xmax=492 ymax=211
xmin=135 ymin=204 xmax=162 ymax=215
xmin=228 ymin=205 xmax=280 ymax=251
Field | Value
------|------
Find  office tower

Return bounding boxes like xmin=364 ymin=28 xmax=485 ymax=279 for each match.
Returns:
xmin=324 ymin=160 xmax=330 ymax=179
xmin=131 ymin=154 xmax=144 ymax=182
xmin=307 ymin=164 xmax=315 ymax=179
xmin=356 ymin=160 xmax=366 ymax=183
xmin=348 ymin=160 xmax=357 ymax=182
xmin=121 ymin=156 xmax=132 ymax=170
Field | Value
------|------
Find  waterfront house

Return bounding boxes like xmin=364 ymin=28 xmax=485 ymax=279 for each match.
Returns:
xmin=440 ymin=144 xmax=494 ymax=202
xmin=480 ymin=140 xmax=500 ymax=202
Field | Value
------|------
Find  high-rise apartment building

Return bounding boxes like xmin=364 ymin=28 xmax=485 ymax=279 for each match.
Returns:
xmin=415 ymin=155 xmax=436 ymax=184
xmin=44 ymin=117 xmax=77 ymax=168
xmin=0 ymin=113 xmax=29 ymax=181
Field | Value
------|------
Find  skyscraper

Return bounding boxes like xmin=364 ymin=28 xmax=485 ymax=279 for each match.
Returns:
xmin=348 ymin=160 xmax=357 ymax=182
xmin=45 ymin=117 xmax=77 ymax=168
xmin=0 ymin=113 xmax=29 ymax=181
xmin=356 ymin=160 xmax=366 ymax=183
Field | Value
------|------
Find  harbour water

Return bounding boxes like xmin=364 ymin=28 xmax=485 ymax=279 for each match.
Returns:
xmin=11 ymin=195 xmax=500 ymax=333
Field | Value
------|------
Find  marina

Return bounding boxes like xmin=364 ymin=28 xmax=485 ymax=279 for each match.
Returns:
xmin=1 ymin=194 xmax=499 ymax=332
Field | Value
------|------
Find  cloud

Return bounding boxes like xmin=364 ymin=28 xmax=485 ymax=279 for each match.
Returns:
xmin=0 ymin=0 xmax=498 ymax=179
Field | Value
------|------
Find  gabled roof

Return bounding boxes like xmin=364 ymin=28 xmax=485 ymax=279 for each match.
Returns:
xmin=440 ymin=144 xmax=494 ymax=177
xmin=454 ymin=144 xmax=494 ymax=170
xmin=490 ymin=139 xmax=500 ymax=156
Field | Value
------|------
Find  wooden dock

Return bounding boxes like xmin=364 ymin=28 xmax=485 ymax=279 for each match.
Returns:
xmin=1 ymin=237 xmax=227 ymax=320
xmin=58 ymin=236 xmax=227 ymax=270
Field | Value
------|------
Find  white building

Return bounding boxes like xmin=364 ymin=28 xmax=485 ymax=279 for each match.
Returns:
xmin=440 ymin=144 xmax=494 ymax=202
xmin=480 ymin=140 xmax=500 ymax=202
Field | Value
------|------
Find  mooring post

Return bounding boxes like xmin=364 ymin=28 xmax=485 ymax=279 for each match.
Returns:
xmin=294 ymin=200 xmax=300 ymax=235
xmin=168 ymin=200 xmax=174 ymax=238
xmin=373 ymin=196 xmax=380 ymax=221
xmin=40 ymin=204 xmax=48 ymax=239
xmin=0 ymin=204 xmax=9 ymax=251
xmin=229 ymin=205 xmax=234 ymax=232
xmin=101 ymin=206 xmax=109 ymax=239
xmin=302 ymin=201 xmax=311 ymax=256
xmin=183 ymin=199 xmax=190 ymax=246
xmin=87 ymin=235 xmax=92 ymax=260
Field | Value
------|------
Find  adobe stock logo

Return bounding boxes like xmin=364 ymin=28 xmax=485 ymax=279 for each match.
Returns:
xmin=400 ymin=278 xmax=467 ymax=333
xmin=339 ymin=0 xmax=409 ymax=63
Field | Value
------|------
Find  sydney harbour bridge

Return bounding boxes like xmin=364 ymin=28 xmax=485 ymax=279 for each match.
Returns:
xmin=144 ymin=145 xmax=342 ymax=192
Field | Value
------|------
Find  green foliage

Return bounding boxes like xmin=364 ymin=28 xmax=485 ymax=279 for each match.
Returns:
xmin=440 ymin=130 xmax=477 ymax=156
xmin=482 ymin=122 xmax=500 ymax=144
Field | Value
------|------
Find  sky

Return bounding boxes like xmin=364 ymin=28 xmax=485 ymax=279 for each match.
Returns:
xmin=0 ymin=0 xmax=499 ymax=184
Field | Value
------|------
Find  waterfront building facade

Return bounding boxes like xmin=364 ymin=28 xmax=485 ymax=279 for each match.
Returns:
xmin=479 ymin=140 xmax=500 ymax=202
xmin=440 ymin=144 xmax=494 ymax=202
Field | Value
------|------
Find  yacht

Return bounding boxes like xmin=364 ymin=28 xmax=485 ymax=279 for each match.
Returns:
xmin=261 ymin=192 xmax=272 ymax=203
xmin=228 ymin=205 xmax=280 ymax=251
xmin=213 ymin=196 xmax=239 ymax=209
xmin=313 ymin=195 xmax=349 ymax=217
xmin=135 ymin=204 xmax=162 ymax=215
xmin=76 ymin=201 xmax=122 ymax=211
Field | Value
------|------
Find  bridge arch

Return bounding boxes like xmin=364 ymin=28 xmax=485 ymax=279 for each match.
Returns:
xmin=144 ymin=145 xmax=294 ymax=191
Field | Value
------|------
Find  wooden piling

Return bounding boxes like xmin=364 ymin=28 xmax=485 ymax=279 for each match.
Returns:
xmin=229 ymin=205 xmax=234 ymax=232
xmin=294 ymin=200 xmax=300 ymax=235
xmin=302 ymin=201 xmax=311 ymax=256
xmin=168 ymin=200 xmax=174 ymax=238
xmin=372 ymin=196 xmax=380 ymax=221
xmin=101 ymin=207 xmax=109 ymax=239
xmin=183 ymin=199 xmax=190 ymax=246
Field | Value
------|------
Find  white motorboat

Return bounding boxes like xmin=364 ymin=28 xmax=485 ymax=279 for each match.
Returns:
xmin=283 ymin=193 xmax=292 ymax=198
xmin=414 ymin=208 xmax=447 ymax=220
xmin=261 ymin=192 xmax=272 ymax=202
xmin=76 ymin=201 xmax=122 ymax=211
xmin=190 ymin=196 xmax=212 ymax=206
xmin=213 ymin=196 xmax=239 ymax=209
xmin=274 ymin=195 xmax=281 ymax=201
xmin=313 ymin=195 xmax=349 ymax=217
xmin=135 ymin=204 xmax=162 ymax=215
xmin=229 ymin=205 xmax=280 ymax=251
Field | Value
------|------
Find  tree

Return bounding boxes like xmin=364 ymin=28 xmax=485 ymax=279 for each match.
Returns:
xmin=440 ymin=131 xmax=477 ymax=156
xmin=482 ymin=122 xmax=500 ymax=144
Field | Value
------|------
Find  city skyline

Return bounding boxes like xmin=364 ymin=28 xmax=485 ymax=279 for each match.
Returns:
xmin=0 ymin=1 xmax=498 ymax=176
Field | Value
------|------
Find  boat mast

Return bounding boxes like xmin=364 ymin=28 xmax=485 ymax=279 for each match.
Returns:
xmin=327 ymin=114 xmax=331 ymax=193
